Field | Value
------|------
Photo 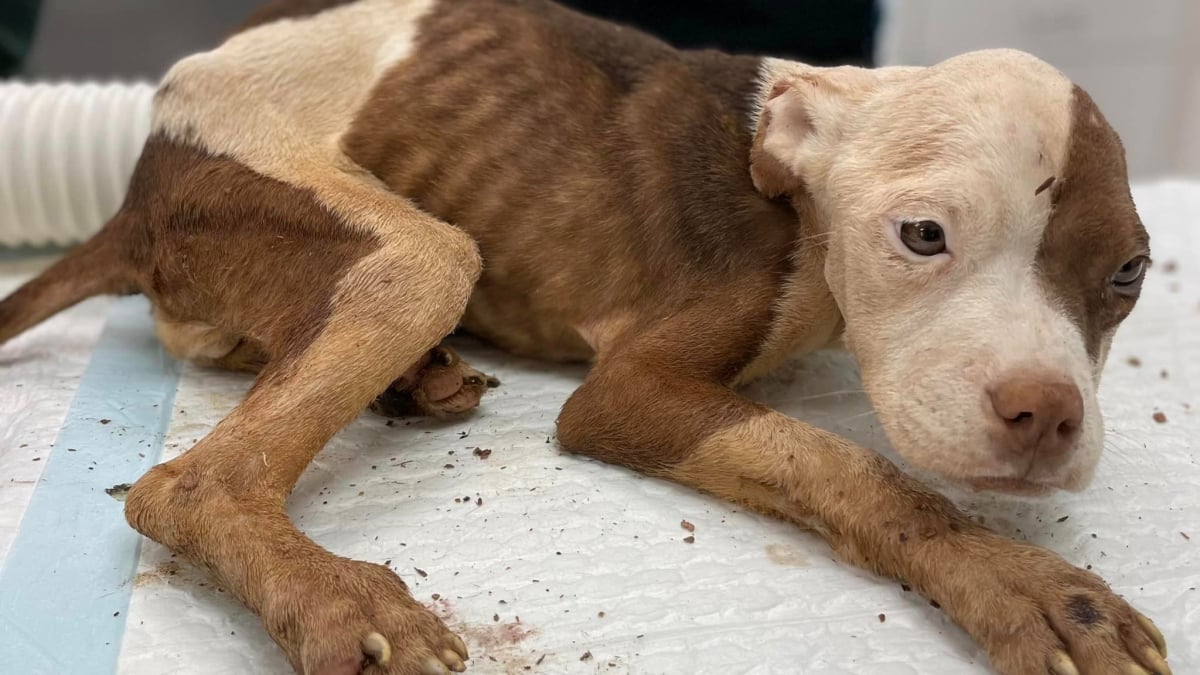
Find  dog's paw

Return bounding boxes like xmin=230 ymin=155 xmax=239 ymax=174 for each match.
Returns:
xmin=265 ymin=558 xmax=468 ymax=675
xmin=945 ymin=541 xmax=1169 ymax=675
xmin=371 ymin=345 xmax=499 ymax=419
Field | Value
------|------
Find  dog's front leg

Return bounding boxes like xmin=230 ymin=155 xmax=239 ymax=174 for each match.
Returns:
xmin=557 ymin=354 xmax=1170 ymax=675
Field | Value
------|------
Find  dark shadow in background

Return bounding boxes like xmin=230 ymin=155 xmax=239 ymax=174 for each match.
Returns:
xmin=559 ymin=0 xmax=878 ymax=65
xmin=8 ymin=0 xmax=877 ymax=79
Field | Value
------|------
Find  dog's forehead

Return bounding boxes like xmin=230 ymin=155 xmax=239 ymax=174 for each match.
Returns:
xmin=927 ymin=50 xmax=1076 ymax=184
xmin=846 ymin=50 xmax=1078 ymax=214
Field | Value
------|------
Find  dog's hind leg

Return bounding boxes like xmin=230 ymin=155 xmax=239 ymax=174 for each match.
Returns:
xmin=123 ymin=141 xmax=479 ymax=675
xmin=371 ymin=344 xmax=500 ymax=420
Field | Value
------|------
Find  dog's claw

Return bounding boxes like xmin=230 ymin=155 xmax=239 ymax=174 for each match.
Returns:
xmin=445 ymin=633 xmax=469 ymax=660
xmin=362 ymin=632 xmax=391 ymax=665
xmin=441 ymin=649 xmax=466 ymax=672
xmin=1142 ymin=647 xmax=1172 ymax=675
xmin=433 ymin=347 xmax=457 ymax=367
xmin=420 ymin=655 xmax=451 ymax=675
xmin=1139 ymin=613 xmax=1167 ymax=657
xmin=1049 ymin=651 xmax=1080 ymax=675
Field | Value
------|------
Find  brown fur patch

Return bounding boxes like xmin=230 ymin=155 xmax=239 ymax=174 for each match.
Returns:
xmin=342 ymin=0 xmax=798 ymax=361
xmin=121 ymin=135 xmax=379 ymax=364
xmin=1035 ymin=86 xmax=1149 ymax=360
xmin=556 ymin=275 xmax=780 ymax=471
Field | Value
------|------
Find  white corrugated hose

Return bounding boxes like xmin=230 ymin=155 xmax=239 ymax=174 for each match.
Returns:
xmin=0 ymin=82 xmax=155 ymax=248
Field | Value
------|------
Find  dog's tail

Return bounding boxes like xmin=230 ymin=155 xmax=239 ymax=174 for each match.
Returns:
xmin=0 ymin=213 xmax=141 ymax=346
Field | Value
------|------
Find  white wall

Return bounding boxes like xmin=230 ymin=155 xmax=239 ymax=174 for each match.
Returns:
xmin=877 ymin=0 xmax=1200 ymax=180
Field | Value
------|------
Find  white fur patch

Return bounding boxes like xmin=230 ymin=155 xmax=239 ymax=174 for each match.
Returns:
xmin=153 ymin=0 xmax=436 ymax=189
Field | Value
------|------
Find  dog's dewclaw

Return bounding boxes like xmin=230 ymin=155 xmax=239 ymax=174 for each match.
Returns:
xmin=445 ymin=633 xmax=469 ymax=660
xmin=1142 ymin=647 xmax=1172 ymax=675
xmin=441 ymin=649 xmax=466 ymax=672
xmin=1138 ymin=613 xmax=1167 ymax=657
xmin=1049 ymin=651 xmax=1080 ymax=675
xmin=420 ymin=655 xmax=451 ymax=675
xmin=362 ymin=632 xmax=390 ymax=665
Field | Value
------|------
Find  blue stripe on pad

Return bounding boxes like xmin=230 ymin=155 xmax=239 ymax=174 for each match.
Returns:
xmin=0 ymin=296 xmax=180 ymax=673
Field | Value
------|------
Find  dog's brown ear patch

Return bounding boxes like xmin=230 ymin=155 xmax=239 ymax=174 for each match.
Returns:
xmin=750 ymin=84 xmax=811 ymax=198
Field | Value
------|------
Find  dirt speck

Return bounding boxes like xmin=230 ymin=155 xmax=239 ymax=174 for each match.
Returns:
xmin=1126 ymin=356 xmax=1142 ymax=367
xmin=414 ymin=568 xmax=428 ymax=578
xmin=99 ymin=419 xmax=112 ymax=425
xmin=473 ymin=447 xmax=493 ymax=460
xmin=134 ymin=561 xmax=181 ymax=587
xmin=878 ymin=613 xmax=886 ymax=623
xmin=680 ymin=519 xmax=695 ymax=533
xmin=1056 ymin=515 xmax=1069 ymax=523
xmin=1162 ymin=260 xmax=1178 ymax=273
xmin=682 ymin=535 xmax=695 ymax=544
xmin=1183 ymin=532 xmax=1191 ymax=541
xmin=580 ymin=651 xmax=593 ymax=662
xmin=105 ymin=483 xmax=133 ymax=502
xmin=1153 ymin=412 xmax=1168 ymax=424
xmin=765 ymin=543 xmax=810 ymax=568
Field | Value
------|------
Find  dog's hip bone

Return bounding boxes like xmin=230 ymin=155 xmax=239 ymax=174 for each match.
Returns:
xmin=0 ymin=82 xmax=154 ymax=247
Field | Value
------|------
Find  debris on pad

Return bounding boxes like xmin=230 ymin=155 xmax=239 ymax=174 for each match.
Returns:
xmin=580 ymin=651 xmax=593 ymax=662
xmin=878 ymin=613 xmax=886 ymax=623
xmin=1127 ymin=356 xmax=1142 ymax=367
xmin=682 ymin=536 xmax=695 ymax=544
xmin=1153 ymin=412 xmax=1168 ymax=424
xmin=473 ymin=447 xmax=493 ymax=460
xmin=680 ymin=519 xmax=695 ymax=533
xmin=105 ymin=483 xmax=133 ymax=501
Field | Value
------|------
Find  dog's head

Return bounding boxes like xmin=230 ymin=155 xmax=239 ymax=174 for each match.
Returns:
xmin=751 ymin=50 xmax=1149 ymax=494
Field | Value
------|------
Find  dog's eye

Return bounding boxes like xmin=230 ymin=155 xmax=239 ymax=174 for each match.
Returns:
xmin=1112 ymin=256 xmax=1148 ymax=293
xmin=899 ymin=220 xmax=946 ymax=256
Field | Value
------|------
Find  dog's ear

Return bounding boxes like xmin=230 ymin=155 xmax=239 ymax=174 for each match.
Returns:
xmin=750 ymin=67 xmax=885 ymax=199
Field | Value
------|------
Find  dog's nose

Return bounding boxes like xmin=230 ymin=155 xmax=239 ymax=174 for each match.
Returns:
xmin=988 ymin=374 xmax=1084 ymax=459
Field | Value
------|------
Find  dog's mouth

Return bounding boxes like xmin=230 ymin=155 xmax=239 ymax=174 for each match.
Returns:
xmin=963 ymin=476 xmax=1057 ymax=496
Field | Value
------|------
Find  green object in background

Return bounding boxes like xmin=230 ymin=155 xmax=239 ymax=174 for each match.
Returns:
xmin=1 ymin=0 xmax=41 ymax=76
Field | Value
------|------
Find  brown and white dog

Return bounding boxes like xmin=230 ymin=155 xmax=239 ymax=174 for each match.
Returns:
xmin=0 ymin=0 xmax=1168 ymax=673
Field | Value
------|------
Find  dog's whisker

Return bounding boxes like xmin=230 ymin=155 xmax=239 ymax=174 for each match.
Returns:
xmin=833 ymin=409 xmax=879 ymax=425
xmin=789 ymin=388 xmax=868 ymax=402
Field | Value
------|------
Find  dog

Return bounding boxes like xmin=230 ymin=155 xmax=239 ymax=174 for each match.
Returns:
xmin=0 ymin=0 xmax=1169 ymax=673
